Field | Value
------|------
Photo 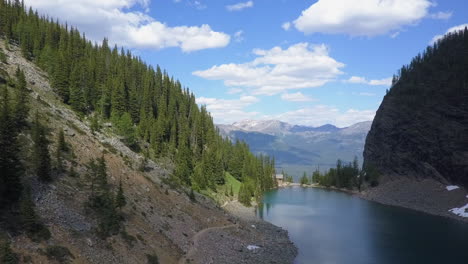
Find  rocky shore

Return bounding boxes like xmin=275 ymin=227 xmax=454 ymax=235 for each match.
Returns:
xmin=180 ymin=200 xmax=298 ymax=264
xmin=360 ymin=177 xmax=468 ymax=223
xmin=303 ymin=178 xmax=468 ymax=223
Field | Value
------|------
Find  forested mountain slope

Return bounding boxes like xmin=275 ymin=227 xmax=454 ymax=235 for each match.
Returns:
xmin=0 ymin=1 xmax=296 ymax=263
xmin=364 ymin=28 xmax=468 ymax=186
xmin=362 ymin=28 xmax=468 ymax=219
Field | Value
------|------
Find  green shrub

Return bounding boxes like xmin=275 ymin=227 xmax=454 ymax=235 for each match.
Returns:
xmin=146 ymin=253 xmax=159 ymax=264
xmin=0 ymin=240 xmax=18 ymax=264
xmin=44 ymin=245 xmax=74 ymax=263
xmin=120 ymin=230 xmax=136 ymax=247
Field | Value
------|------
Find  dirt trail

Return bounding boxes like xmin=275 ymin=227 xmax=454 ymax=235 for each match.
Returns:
xmin=178 ymin=224 xmax=237 ymax=264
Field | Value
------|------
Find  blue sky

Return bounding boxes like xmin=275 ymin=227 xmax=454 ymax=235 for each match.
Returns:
xmin=26 ymin=0 xmax=468 ymax=127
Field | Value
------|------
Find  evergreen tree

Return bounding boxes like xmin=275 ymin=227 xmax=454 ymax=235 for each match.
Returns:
xmin=300 ymin=172 xmax=309 ymax=185
xmin=19 ymin=186 xmax=39 ymax=234
xmin=31 ymin=113 xmax=51 ymax=182
xmin=13 ymin=66 xmax=28 ymax=130
xmin=55 ymin=129 xmax=67 ymax=172
xmin=115 ymin=179 xmax=126 ymax=211
xmin=0 ymin=240 xmax=18 ymax=264
xmin=0 ymin=86 xmax=23 ymax=207
xmin=57 ymin=128 xmax=67 ymax=152
xmin=68 ymin=64 xmax=86 ymax=114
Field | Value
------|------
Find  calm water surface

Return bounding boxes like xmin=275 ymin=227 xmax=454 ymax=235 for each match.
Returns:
xmin=256 ymin=187 xmax=468 ymax=264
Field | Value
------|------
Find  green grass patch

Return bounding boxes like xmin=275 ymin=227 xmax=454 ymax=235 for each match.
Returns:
xmin=224 ymin=172 xmax=241 ymax=197
xmin=199 ymin=172 xmax=242 ymax=205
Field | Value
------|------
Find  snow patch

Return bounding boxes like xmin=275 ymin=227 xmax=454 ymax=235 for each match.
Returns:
xmin=449 ymin=203 xmax=468 ymax=218
xmin=247 ymin=245 xmax=260 ymax=251
xmin=446 ymin=185 xmax=459 ymax=191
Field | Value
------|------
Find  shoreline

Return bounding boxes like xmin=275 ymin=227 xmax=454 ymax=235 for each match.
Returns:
xmin=181 ymin=198 xmax=298 ymax=264
xmin=278 ymin=180 xmax=468 ymax=223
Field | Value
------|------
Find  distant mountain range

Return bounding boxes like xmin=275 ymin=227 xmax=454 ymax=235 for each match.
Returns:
xmin=218 ymin=120 xmax=372 ymax=177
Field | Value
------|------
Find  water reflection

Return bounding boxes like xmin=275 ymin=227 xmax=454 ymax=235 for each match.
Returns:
xmin=256 ymin=186 xmax=468 ymax=264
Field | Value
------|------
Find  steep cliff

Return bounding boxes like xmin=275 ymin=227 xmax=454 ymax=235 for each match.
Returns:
xmin=364 ymin=29 xmax=468 ymax=187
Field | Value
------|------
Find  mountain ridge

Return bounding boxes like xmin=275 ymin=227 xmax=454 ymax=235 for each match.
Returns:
xmin=218 ymin=120 xmax=372 ymax=176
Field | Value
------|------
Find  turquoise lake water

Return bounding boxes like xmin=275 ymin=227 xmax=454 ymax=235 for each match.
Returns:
xmin=256 ymin=187 xmax=468 ymax=264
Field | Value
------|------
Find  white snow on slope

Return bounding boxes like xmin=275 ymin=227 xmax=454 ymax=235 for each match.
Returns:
xmin=247 ymin=245 xmax=260 ymax=251
xmin=446 ymin=185 xmax=459 ymax=191
xmin=449 ymin=204 xmax=468 ymax=218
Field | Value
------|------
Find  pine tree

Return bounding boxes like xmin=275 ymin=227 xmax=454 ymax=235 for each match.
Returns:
xmin=115 ymin=179 xmax=126 ymax=210
xmin=13 ymin=66 xmax=28 ymax=130
xmin=31 ymin=113 xmax=51 ymax=182
xmin=19 ymin=186 xmax=39 ymax=234
xmin=0 ymin=86 xmax=23 ymax=207
xmin=68 ymin=64 xmax=86 ymax=114
xmin=57 ymin=128 xmax=67 ymax=152
xmin=0 ymin=240 xmax=18 ymax=264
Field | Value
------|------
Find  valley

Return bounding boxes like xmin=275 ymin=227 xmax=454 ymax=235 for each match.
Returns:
xmin=218 ymin=120 xmax=371 ymax=177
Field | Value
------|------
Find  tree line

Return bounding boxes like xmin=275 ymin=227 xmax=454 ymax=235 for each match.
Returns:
xmin=311 ymin=157 xmax=380 ymax=190
xmin=0 ymin=0 xmax=276 ymax=206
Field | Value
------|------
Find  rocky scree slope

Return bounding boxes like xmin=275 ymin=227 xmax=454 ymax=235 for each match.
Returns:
xmin=0 ymin=40 xmax=296 ymax=264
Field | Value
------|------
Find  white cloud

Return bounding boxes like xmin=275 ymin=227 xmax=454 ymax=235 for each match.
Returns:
xmin=430 ymin=24 xmax=468 ymax=44
xmin=358 ymin=92 xmax=376 ymax=97
xmin=234 ymin=30 xmax=244 ymax=42
xmin=428 ymin=11 xmax=452 ymax=20
xmin=345 ymin=76 xmax=392 ymax=86
xmin=226 ymin=1 xmax=254 ymax=12
xmin=271 ymin=105 xmax=375 ymax=127
xmin=228 ymin=88 xmax=243 ymax=94
xmin=190 ymin=1 xmax=207 ymax=10
xmin=193 ymin=42 xmax=345 ymax=95
xmin=196 ymin=96 xmax=259 ymax=124
xmin=25 ymin=0 xmax=229 ymax=52
xmin=282 ymin=22 xmax=291 ymax=31
xmin=197 ymin=96 xmax=374 ymax=127
xmin=292 ymin=0 xmax=433 ymax=36
xmin=281 ymin=92 xmax=315 ymax=102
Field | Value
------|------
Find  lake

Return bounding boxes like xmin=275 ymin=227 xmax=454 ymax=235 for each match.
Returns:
xmin=256 ymin=187 xmax=468 ymax=264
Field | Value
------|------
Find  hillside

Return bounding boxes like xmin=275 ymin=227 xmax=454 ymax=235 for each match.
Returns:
xmin=0 ymin=36 xmax=297 ymax=264
xmin=0 ymin=1 xmax=296 ymax=262
xmin=218 ymin=120 xmax=371 ymax=177
xmin=363 ymin=28 xmax=468 ymax=219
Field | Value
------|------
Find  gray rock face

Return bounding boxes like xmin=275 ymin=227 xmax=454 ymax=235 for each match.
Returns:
xmin=364 ymin=96 xmax=468 ymax=185
xmin=363 ymin=30 xmax=468 ymax=187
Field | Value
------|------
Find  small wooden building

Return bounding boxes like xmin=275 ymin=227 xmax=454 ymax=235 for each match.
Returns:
xmin=275 ymin=174 xmax=284 ymax=185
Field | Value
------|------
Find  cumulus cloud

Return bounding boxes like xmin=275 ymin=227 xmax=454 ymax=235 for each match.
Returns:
xmin=196 ymin=96 xmax=260 ymax=124
xmin=345 ymin=76 xmax=392 ymax=86
xmin=281 ymin=92 xmax=315 ymax=102
xmin=193 ymin=43 xmax=345 ymax=95
xmin=282 ymin=22 xmax=291 ymax=31
xmin=291 ymin=0 xmax=433 ymax=36
xmin=234 ymin=30 xmax=244 ymax=42
xmin=430 ymin=24 xmax=468 ymax=44
xmin=24 ymin=0 xmax=230 ymax=52
xmin=197 ymin=95 xmax=374 ymax=127
xmin=228 ymin=88 xmax=243 ymax=94
xmin=226 ymin=1 xmax=254 ymax=12
xmin=428 ymin=11 xmax=452 ymax=20
xmin=271 ymin=105 xmax=375 ymax=127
